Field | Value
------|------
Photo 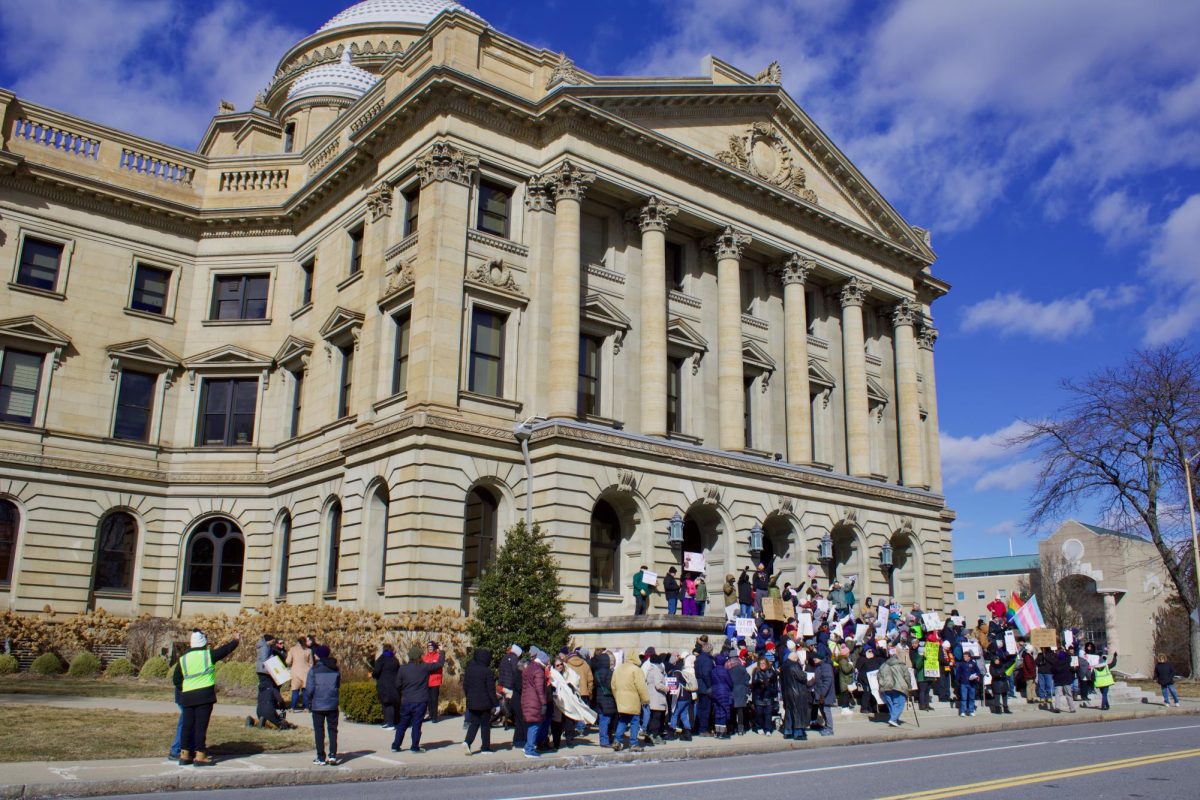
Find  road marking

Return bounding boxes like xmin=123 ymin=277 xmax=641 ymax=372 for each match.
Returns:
xmin=490 ymin=723 xmax=1200 ymax=800
xmin=876 ymin=747 xmax=1200 ymax=800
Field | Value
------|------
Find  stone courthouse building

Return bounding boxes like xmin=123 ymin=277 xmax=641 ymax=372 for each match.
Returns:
xmin=0 ymin=1 xmax=953 ymax=630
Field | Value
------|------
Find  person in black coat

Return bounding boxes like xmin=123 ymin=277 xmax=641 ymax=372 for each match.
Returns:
xmin=591 ymin=652 xmax=617 ymax=746
xmin=371 ymin=644 xmax=400 ymax=729
xmin=171 ymin=629 xmax=240 ymax=765
xmin=391 ymin=645 xmax=445 ymax=753
xmin=663 ymin=567 xmax=681 ymax=615
xmin=779 ymin=652 xmax=811 ymax=740
xmin=462 ymin=647 xmax=497 ymax=754
xmin=498 ymin=644 xmax=522 ymax=730
xmin=989 ymin=652 xmax=1016 ymax=714
xmin=737 ymin=569 xmax=754 ymax=617
xmin=752 ymin=563 xmax=770 ymax=614
xmin=693 ymin=645 xmax=715 ymax=734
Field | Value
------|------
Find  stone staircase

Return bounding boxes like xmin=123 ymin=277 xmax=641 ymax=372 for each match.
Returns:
xmin=1103 ymin=680 xmax=1159 ymax=704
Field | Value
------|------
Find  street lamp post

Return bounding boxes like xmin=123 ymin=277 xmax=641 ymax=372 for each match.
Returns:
xmin=749 ymin=522 xmax=764 ymax=562
xmin=1184 ymin=451 xmax=1200 ymax=605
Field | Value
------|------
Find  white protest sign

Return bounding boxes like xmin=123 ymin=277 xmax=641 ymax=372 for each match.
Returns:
xmin=799 ymin=613 xmax=815 ymax=637
xmin=816 ymin=598 xmax=830 ymax=615
xmin=922 ymin=612 xmax=942 ymax=631
xmin=1063 ymin=629 xmax=1074 ymax=649
xmin=854 ymin=624 xmax=869 ymax=643
xmin=909 ymin=668 xmax=918 ymax=691
xmin=683 ymin=552 xmax=706 ymax=573
xmin=263 ymin=655 xmax=290 ymax=686
xmin=866 ymin=670 xmax=883 ymax=704
xmin=1085 ymin=654 xmax=1100 ymax=667
xmin=1004 ymin=631 xmax=1017 ymax=655
xmin=642 ymin=570 xmax=659 ymax=587
xmin=951 ymin=615 xmax=965 ymax=628
xmin=613 ymin=648 xmax=624 ymax=665
xmin=724 ymin=603 xmax=740 ymax=621
xmin=735 ymin=618 xmax=757 ymax=639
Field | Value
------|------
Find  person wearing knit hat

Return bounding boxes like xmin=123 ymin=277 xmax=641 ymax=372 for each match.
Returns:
xmin=172 ymin=628 xmax=241 ymax=766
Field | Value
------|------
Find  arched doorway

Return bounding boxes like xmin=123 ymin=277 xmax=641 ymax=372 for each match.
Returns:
xmin=828 ymin=523 xmax=862 ymax=587
xmin=462 ymin=485 xmax=499 ymax=614
xmin=761 ymin=516 xmax=797 ymax=589
xmin=1059 ymin=574 xmax=1108 ymax=649
xmin=683 ymin=504 xmax=725 ymax=613
xmin=888 ymin=532 xmax=920 ymax=605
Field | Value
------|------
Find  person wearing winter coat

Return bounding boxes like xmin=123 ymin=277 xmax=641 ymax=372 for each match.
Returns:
xmin=1051 ymin=648 xmax=1077 ymax=713
xmin=462 ymin=647 xmax=497 ymax=754
xmin=642 ymin=649 xmax=669 ymax=743
xmin=1092 ymin=652 xmax=1118 ymax=710
xmin=1035 ymin=647 xmax=1057 ymax=708
xmin=663 ymin=567 xmax=681 ymax=615
xmin=710 ymin=654 xmax=734 ymax=738
xmin=611 ymin=656 xmax=650 ymax=751
xmin=737 ymin=570 xmax=754 ymax=618
xmin=988 ymin=652 xmax=1016 ymax=714
xmin=498 ymin=644 xmax=523 ymax=730
xmin=752 ymin=563 xmax=770 ymax=613
xmin=254 ymin=635 xmax=286 ymax=729
xmin=779 ymin=651 xmax=811 ymax=740
xmin=682 ymin=574 xmax=698 ymax=616
xmin=1019 ymin=646 xmax=1038 ymax=702
xmin=422 ymin=642 xmax=445 ymax=723
xmin=592 ymin=652 xmax=617 ymax=746
xmin=304 ymin=645 xmax=342 ymax=765
xmin=520 ymin=652 xmax=550 ymax=758
xmin=286 ymin=637 xmax=313 ymax=711
xmin=877 ymin=647 xmax=910 ymax=727
xmin=728 ymin=655 xmax=751 ymax=735
xmin=171 ymin=629 xmax=240 ymax=766
xmin=693 ymin=644 xmax=715 ymax=735
xmin=954 ymin=657 xmax=983 ymax=716
xmin=1155 ymin=654 xmax=1180 ymax=706
xmin=668 ymin=654 xmax=695 ymax=740
xmin=371 ymin=644 xmax=400 ymax=728
xmin=722 ymin=574 xmax=737 ymax=610
xmin=632 ymin=566 xmax=652 ymax=615
xmin=812 ymin=652 xmax=836 ymax=736
xmin=695 ymin=577 xmax=709 ymax=616
xmin=750 ymin=658 xmax=779 ymax=734
xmin=390 ymin=645 xmax=445 ymax=753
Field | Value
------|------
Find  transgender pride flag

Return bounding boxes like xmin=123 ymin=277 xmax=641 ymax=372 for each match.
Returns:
xmin=1012 ymin=594 xmax=1046 ymax=636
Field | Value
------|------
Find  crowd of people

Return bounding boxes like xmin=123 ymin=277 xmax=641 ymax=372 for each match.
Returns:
xmin=166 ymin=562 xmax=1184 ymax=766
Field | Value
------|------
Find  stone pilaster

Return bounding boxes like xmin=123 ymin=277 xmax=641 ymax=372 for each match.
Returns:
xmin=705 ymin=226 xmax=751 ymax=452
xmin=892 ymin=298 xmax=926 ymax=488
xmin=918 ymin=324 xmax=943 ymax=494
xmin=776 ymin=254 xmax=813 ymax=463
xmin=542 ymin=160 xmax=596 ymax=419
xmin=407 ymin=142 xmax=478 ymax=409
xmin=839 ymin=277 xmax=873 ymax=477
xmin=631 ymin=196 xmax=679 ymax=437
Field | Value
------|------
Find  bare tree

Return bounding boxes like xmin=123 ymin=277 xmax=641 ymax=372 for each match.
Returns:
xmin=1014 ymin=345 xmax=1200 ymax=674
xmin=1015 ymin=551 xmax=1084 ymax=634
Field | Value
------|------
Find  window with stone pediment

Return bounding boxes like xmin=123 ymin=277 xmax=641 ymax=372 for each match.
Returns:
xmin=667 ymin=356 xmax=685 ymax=434
xmin=468 ymin=307 xmax=506 ymax=398
xmin=112 ymin=369 xmax=156 ymax=442
xmin=392 ymin=309 xmax=411 ymax=396
xmin=578 ymin=334 xmax=602 ymax=418
xmin=197 ymin=377 xmax=257 ymax=446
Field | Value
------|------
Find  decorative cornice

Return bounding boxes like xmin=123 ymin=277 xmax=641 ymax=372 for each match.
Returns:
xmin=467 ymin=228 xmax=530 ymax=257
xmin=704 ymin=226 xmax=751 ymax=261
xmin=917 ymin=324 xmax=939 ymax=351
xmin=891 ymin=298 xmax=920 ymax=328
xmin=416 ymin=141 xmax=479 ymax=187
xmin=540 ymin=159 xmax=596 ymax=203
xmin=585 ymin=263 xmax=626 ymax=285
xmin=774 ymin=253 xmax=815 ymax=286
xmin=628 ymin=195 xmax=680 ymax=233
xmin=754 ymin=61 xmax=783 ymax=85
xmin=839 ymin=277 xmax=873 ymax=308
xmin=546 ymin=52 xmax=584 ymax=90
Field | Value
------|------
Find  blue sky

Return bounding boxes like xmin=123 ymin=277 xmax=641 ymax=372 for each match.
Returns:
xmin=3 ymin=0 xmax=1199 ymax=559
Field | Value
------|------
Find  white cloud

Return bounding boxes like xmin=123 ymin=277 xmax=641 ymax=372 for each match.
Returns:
xmin=974 ymin=459 xmax=1040 ymax=492
xmin=0 ymin=0 xmax=304 ymax=148
xmin=1089 ymin=191 xmax=1151 ymax=248
xmin=939 ymin=420 xmax=1029 ymax=478
xmin=960 ymin=286 xmax=1139 ymax=340
xmin=986 ymin=520 xmax=1017 ymax=537
xmin=1141 ymin=194 xmax=1200 ymax=344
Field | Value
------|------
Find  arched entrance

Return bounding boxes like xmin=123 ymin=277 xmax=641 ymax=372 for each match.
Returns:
xmin=462 ymin=485 xmax=499 ymax=614
xmin=1059 ymin=574 xmax=1108 ymax=649
xmin=761 ymin=515 xmax=797 ymax=589
xmin=828 ymin=523 xmax=863 ymax=587
xmin=683 ymin=504 xmax=724 ymax=612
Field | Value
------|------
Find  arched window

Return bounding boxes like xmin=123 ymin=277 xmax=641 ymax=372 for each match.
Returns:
xmin=185 ymin=517 xmax=244 ymax=596
xmin=94 ymin=512 xmax=137 ymax=593
xmin=370 ymin=486 xmax=389 ymax=588
xmin=462 ymin=487 xmax=498 ymax=586
xmin=277 ymin=512 xmax=292 ymax=597
xmin=589 ymin=500 xmax=621 ymax=592
xmin=0 ymin=499 xmax=18 ymax=585
xmin=326 ymin=501 xmax=342 ymax=594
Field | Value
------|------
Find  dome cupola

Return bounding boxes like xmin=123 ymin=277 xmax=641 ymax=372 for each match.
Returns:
xmin=317 ymin=0 xmax=485 ymax=32
xmin=287 ymin=49 xmax=381 ymax=103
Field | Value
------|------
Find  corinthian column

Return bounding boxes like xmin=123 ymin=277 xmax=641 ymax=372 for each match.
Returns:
xmin=632 ymin=196 xmax=679 ymax=437
xmin=892 ymin=298 xmax=926 ymax=488
xmin=706 ymin=226 xmax=752 ymax=452
xmin=839 ymin=277 xmax=873 ymax=477
xmin=543 ymin=160 xmax=597 ymax=419
xmin=777 ymin=254 xmax=814 ymax=463
xmin=918 ymin=323 xmax=943 ymax=493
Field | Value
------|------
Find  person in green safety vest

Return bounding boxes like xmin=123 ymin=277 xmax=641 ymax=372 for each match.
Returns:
xmin=172 ymin=628 xmax=241 ymax=766
xmin=1092 ymin=652 xmax=1118 ymax=711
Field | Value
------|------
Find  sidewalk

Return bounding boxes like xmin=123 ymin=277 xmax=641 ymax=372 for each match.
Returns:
xmin=0 ymin=692 xmax=1195 ymax=800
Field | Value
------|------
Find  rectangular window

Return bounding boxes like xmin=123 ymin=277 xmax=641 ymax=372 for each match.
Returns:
xmin=348 ymin=225 xmax=364 ymax=275
xmin=743 ymin=375 xmax=755 ymax=449
xmin=210 ymin=274 xmax=269 ymax=320
xmin=282 ymin=122 xmax=295 ymax=153
xmin=112 ymin=369 xmax=156 ymax=442
xmin=0 ymin=349 xmax=43 ymax=425
xmin=337 ymin=344 xmax=354 ymax=418
xmin=578 ymin=334 xmax=601 ymax=417
xmin=289 ymin=369 xmax=303 ymax=439
xmin=197 ymin=377 xmax=257 ymax=446
xmin=468 ymin=307 xmax=505 ymax=397
xmin=16 ymin=237 xmax=64 ymax=291
xmin=392 ymin=311 xmax=410 ymax=395
xmin=956 ymin=591 xmax=965 ymax=601
xmin=300 ymin=259 xmax=314 ymax=307
xmin=403 ymin=187 xmax=420 ymax=236
xmin=976 ymin=590 xmax=986 ymax=600
xmin=666 ymin=241 xmax=684 ymax=290
xmin=667 ymin=357 xmax=684 ymax=433
xmin=130 ymin=263 xmax=171 ymax=315
xmin=476 ymin=181 xmax=511 ymax=238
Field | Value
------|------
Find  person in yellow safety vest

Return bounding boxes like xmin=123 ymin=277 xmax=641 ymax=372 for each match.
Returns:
xmin=172 ymin=629 xmax=240 ymax=766
xmin=1092 ymin=652 xmax=1118 ymax=711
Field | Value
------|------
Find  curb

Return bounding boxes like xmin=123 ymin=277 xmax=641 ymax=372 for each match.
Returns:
xmin=7 ymin=706 xmax=1197 ymax=799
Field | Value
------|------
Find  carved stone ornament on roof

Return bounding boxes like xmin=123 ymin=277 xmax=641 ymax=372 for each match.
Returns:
xmin=218 ymin=99 xmax=236 ymax=114
xmin=704 ymin=226 xmax=751 ymax=261
xmin=631 ymin=195 xmax=680 ymax=233
xmin=838 ymin=276 xmax=873 ymax=308
xmin=891 ymin=298 xmax=920 ymax=328
xmin=546 ymin=52 xmax=584 ymax=90
xmin=383 ymin=260 xmax=414 ymax=296
xmin=416 ymin=141 xmax=479 ymax=187
xmin=917 ymin=324 xmax=939 ymax=351
xmin=253 ymin=92 xmax=269 ymax=111
xmin=541 ymin=160 xmax=596 ymax=202
xmin=467 ymin=258 xmax=522 ymax=293
xmin=774 ymin=253 xmax=816 ymax=286
xmin=366 ymin=182 xmax=393 ymax=221
xmin=754 ymin=61 xmax=783 ymax=85
xmin=524 ymin=175 xmax=555 ymax=212
xmin=715 ymin=122 xmax=818 ymax=204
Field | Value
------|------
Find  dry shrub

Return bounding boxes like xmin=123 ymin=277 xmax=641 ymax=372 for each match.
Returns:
xmin=0 ymin=609 xmax=129 ymax=661
xmin=125 ymin=616 xmax=182 ymax=667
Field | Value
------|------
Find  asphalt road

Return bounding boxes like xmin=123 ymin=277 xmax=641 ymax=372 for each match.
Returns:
xmin=106 ymin=716 xmax=1200 ymax=800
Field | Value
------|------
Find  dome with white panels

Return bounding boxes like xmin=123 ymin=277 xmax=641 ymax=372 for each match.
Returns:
xmin=317 ymin=0 xmax=485 ymax=32
xmin=287 ymin=50 xmax=380 ymax=102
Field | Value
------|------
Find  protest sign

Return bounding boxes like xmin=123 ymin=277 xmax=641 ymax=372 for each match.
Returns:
xmin=1063 ymin=629 xmax=1074 ymax=649
xmin=263 ymin=655 xmax=290 ymax=686
xmin=1085 ymin=654 xmax=1100 ymax=667
xmin=683 ymin=552 xmax=706 ymax=573
xmin=642 ymin=570 xmax=659 ymax=587
xmin=866 ymin=670 xmax=883 ymax=704
xmin=798 ymin=613 xmax=815 ymax=637
xmin=612 ymin=648 xmax=624 ymax=665
xmin=762 ymin=598 xmax=787 ymax=622
xmin=854 ymin=624 xmax=869 ymax=643
xmin=816 ymin=598 xmax=830 ymax=615
xmin=922 ymin=612 xmax=942 ymax=631
xmin=724 ymin=603 xmax=740 ymax=621
xmin=665 ymin=676 xmax=678 ymax=695
xmin=735 ymin=618 xmax=757 ymax=639
xmin=951 ymin=615 xmax=965 ymax=628
xmin=1030 ymin=628 xmax=1057 ymax=649
xmin=908 ymin=668 xmax=918 ymax=691
xmin=1004 ymin=631 xmax=1017 ymax=655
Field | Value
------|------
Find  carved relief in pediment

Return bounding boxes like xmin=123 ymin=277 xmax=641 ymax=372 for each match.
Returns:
xmin=716 ymin=122 xmax=817 ymax=204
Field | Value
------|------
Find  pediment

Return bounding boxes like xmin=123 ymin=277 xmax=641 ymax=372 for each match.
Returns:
xmin=582 ymin=292 xmax=631 ymax=332
xmin=106 ymin=338 xmax=181 ymax=368
xmin=0 ymin=315 xmax=71 ymax=348
xmin=742 ymin=339 xmax=776 ymax=373
xmin=183 ymin=344 xmax=273 ymax=370
xmin=809 ymin=358 xmax=837 ymax=388
xmin=667 ymin=317 xmax=708 ymax=352
xmin=273 ymin=336 xmax=314 ymax=368
xmin=867 ymin=374 xmax=890 ymax=404
xmin=318 ymin=306 xmax=365 ymax=341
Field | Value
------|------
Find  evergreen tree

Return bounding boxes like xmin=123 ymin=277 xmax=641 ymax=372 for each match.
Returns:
xmin=468 ymin=520 xmax=569 ymax=666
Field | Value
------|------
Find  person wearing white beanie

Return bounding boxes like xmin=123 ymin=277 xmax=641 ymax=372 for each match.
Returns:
xmin=172 ymin=628 xmax=241 ymax=766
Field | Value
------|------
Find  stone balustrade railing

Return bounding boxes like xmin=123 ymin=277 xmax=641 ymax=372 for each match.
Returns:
xmin=11 ymin=117 xmax=100 ymax=159
xmin=218 ymin=168 xmax=289 ymax=192
xmin=119 ymin=148 xmax=195 ymax=184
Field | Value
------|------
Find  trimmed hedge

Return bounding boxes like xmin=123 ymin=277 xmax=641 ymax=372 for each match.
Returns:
xmin=67 ymin=652 xmax=102 ymax=677
xmin=104 ymin=657 xmax=135 ymax=678
xmin=31 ymin=653 xmax=64 ymax=676
xmin=138 ymin=655 xmax=170 ymax=680
xmin=339 ymin=681 xmax=383 ymax=723
xmin=0 ymin=654 xmax=18 ymax=674
xmin=214 ymin=660 xmax=257 ymax=689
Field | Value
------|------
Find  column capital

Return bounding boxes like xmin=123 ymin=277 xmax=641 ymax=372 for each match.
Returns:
xmin=628 ymin=195 xmax=680 ymax=233
xmin=891 ymin=298 xmax=921 ymax=328
xmin=917 ymin=324 xmax=939 ymax=351
xmin=704 ymin=226 xmax=751 ymax=261
xmin=541 ymin=159 xmax=596 ymax=203
xmin=773 ymin=253 xmax=816 ymax=286
xmin=524 ymin=175 xmax=556 ymax=212
xmin=416 ymin=141 xmax=479 ymax=187
xmin=366 ymin=180 xmax=393 ymax=221
xmin=838 ymin=276 xmax=874 ymax=308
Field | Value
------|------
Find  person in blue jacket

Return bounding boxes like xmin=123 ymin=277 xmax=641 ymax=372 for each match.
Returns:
xmin=693 ymin=644 xmax=715 ymax=735
xmin=304 ymin=644 xmax=342 ymax=765
xmin=710 ymin=654 xmax=733 ymax=738
xmin=954 ymin=656 xmax=982 ymax=717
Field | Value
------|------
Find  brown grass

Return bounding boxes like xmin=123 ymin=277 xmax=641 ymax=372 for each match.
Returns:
xmin=0 ymin=704 xmax=309 ymax=762
xmin=0 ymin=674 xmax=254 ymax=703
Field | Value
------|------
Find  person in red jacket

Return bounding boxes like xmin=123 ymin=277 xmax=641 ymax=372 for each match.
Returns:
xmin=422 ymin=641 xmax=444 ymax=723
xmin=521 ymin=651 xmax=550 ymax=758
